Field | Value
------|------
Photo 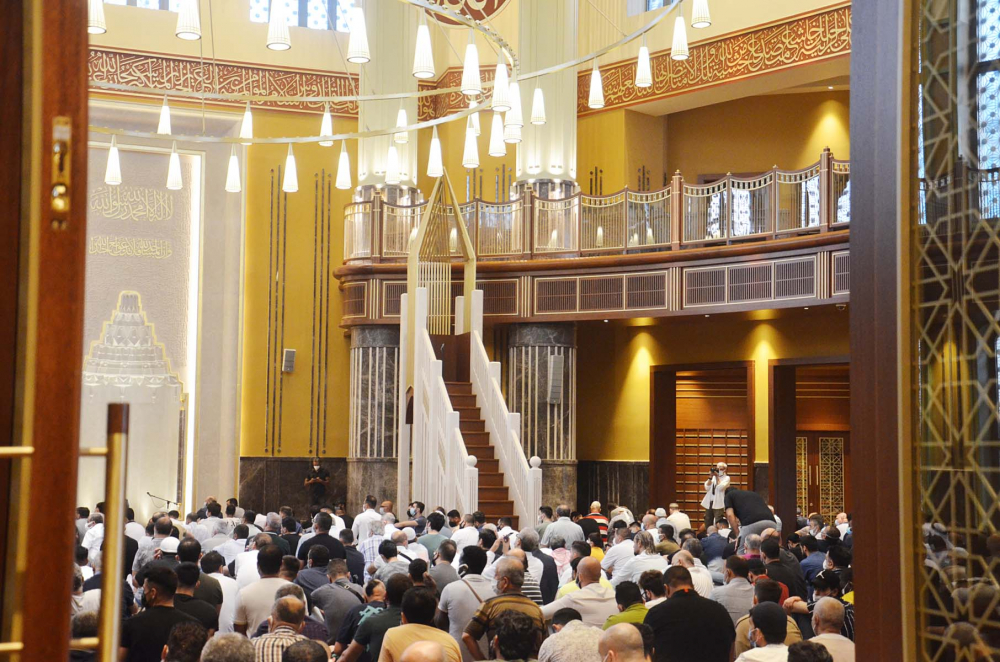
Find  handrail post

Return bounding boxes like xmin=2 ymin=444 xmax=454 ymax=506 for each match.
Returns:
xmin=724 ymin=174 xmax=733 ymax=242
xmin=446 ymin=410 xmax=460 ymax=508
xmin=529 ymin=456 xmax=543 ymax=519
xmin=770 ymin=166 xmax=780 ymax=240
xmin=100 ymin=403 xmax=129 ymax=662
xmin=671 ymin=171 xmax=682 ymax=249
xmin=820 ymin=147 xmax=832 ymax=232
xmin=372 ymin=195 xmax=383 ymax=263
xmin=455 ymin=296 xmax=465 ymax=335
xmin=526 ymin=187 xmax=535 ymax=259
xmin=471 ymin=289 xmax=484 ymax=338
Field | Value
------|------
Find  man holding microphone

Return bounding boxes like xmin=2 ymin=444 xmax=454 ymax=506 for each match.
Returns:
xmin=701 ymin=462 xmax=731 ymax=529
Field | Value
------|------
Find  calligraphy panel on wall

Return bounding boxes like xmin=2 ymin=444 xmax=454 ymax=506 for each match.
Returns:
xmin=78 ymin=142 xmax=202 ymax=523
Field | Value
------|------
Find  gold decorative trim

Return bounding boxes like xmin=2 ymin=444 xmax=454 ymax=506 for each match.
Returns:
xmin=88 ymin=48 xmax=359 ymax=116
xmin=578 ymin=5 xmax=852 ymax=115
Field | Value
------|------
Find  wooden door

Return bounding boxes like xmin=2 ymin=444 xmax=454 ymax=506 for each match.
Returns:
xmin=796 ymin=432 xmax=851 ymax=522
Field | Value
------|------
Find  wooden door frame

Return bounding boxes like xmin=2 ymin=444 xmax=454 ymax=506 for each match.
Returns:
xmin=768 ymin=355 xmax=849 ymax=544
xmin=649 ymin=360 xmax=755 ymax=510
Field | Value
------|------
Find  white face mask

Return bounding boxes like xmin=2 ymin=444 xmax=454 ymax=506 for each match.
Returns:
xmin=379 ymin=507 xmax=385 ymax=515
xmin=313 ymin=465 xmax=320 ymax=471
xmin=408 ymin=508 xmax=416 ymax=517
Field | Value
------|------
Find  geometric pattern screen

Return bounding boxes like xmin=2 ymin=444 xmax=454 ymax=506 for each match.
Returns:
xmin=914 ymin=0 xmax=1000 ymax=657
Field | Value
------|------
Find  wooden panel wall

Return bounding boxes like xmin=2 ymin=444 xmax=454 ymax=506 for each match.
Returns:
xmin=796 ymin=365 xmax=851 ymax=431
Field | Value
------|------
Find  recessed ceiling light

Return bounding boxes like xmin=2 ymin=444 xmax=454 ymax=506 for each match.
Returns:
xmin=704 ymin=314 xmax=710 ymax=318
xmin=804 ymin=307 xmax=810 ymax=310
xmin=603 ymin=319 xmax=609 ymax=323
xmin=828 ymin=86 xmax=834 ymax=90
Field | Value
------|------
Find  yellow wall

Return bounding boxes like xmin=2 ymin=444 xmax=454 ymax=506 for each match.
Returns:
xmin=239 ymin=112 xmax=358 ymax=458
xmin=666 ymin=91 xmax=850 ymax=179
xmin=578 ymin=110 xmax=628 ymax=193
xmin=576 ymin=309 xmax=850 ymax=463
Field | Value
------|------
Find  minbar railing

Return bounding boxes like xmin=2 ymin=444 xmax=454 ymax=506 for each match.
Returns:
xmin=344 ymin=149 xmax=851 ymax=264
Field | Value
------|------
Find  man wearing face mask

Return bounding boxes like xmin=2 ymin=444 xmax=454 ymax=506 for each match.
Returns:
xmin=397 ymin=502 xmax=427 ymax=537
xmin=644 ymin=566 xmax=735 ymax=662
xmin=736 ymin=602 xmax=790 ymax=661
xmin=304 ymin=457 xmax=330 ymax=507
xmin=119 ymin=565 xmax=198 ymax=662
xmin=353 ymin=495 xmax=383 ymax=544
xmin=462 ymin=557 xmax=545 ymax=661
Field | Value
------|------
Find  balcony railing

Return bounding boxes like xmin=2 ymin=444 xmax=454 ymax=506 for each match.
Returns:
xmin=344 ymin=149 xmax=851 ymax=264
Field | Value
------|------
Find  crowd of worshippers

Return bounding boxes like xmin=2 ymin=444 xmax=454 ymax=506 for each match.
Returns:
xmin=70 ymin=490 xmax=860 ymax=662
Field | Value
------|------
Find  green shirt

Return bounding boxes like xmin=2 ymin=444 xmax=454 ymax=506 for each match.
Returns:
xmin=418 ymin=532 xmax=448 ymax=557
xmin=603 ymin=603 xmax=649 ymax=630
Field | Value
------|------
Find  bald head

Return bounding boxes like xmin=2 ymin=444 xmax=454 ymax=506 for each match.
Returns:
xmin=599 ymin=623 xmax=647 ymax=662
xmin=271 ymin=596 xmax=306 ymax=630
xmin=760 ymin=527 xmax=779 ymax=541
xmin=506 ymin=548 xmax=527 ymax=568
xmin=673 ymin=550 xmax=695 ymax=568
xmin=391 ymin=531 xmax=408 ymax=546
xmin=577 ymin=556 xmax=602 ymax=585
xmin=812 ymin=596 xmax=846 ymax=634
xmin=400 ymin=641 xmax=446 ymax=662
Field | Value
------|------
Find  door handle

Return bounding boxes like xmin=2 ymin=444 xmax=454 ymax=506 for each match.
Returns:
xmin=51 ymin=116 xmax=72 ymax=224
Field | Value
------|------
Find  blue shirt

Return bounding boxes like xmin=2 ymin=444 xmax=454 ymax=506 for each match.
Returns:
xmin=800 ymin=553 xmax=825 ymax=599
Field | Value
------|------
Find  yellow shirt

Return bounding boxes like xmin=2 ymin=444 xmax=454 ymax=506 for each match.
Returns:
xmin=378 ymin=623 xmax=462 ymax=662
xmin=590 ymin=547 xmax=605 ymax=562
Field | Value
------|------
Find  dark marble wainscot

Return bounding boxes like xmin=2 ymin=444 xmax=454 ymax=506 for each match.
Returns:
xmin=540 ymin=459 xmax=578 ymax=512
xmin=239 ymin=457 xmax=347 ymax=519
xmin=576 ymin=460 xmax=650 ymax=518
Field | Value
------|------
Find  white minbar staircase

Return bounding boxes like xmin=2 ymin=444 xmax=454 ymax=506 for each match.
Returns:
xmin=399 ymin=287 xmax=541 ymax=528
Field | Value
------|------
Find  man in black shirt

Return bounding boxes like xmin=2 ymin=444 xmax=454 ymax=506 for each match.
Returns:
xmin=297 ymin=512 xmax=347 ymax=563
xmin=760 ymin=539 xmax=807 ymax=600
xmin=305 ymin=457 xmax=331 ymax=507
xmin=723 ymin=489 xmax=776 ymax=554
xmin=172 ymin=562 xmax=219 ymax=635
xmin=176 ymin=538 xmax=223 ymax=611
xmin=340 ymin=529 xmax=367 ymax=586
xmin=120 ymin=565 xmax=198 ymax=662
xmin=643 ymin=566 xmax=735 ymax=662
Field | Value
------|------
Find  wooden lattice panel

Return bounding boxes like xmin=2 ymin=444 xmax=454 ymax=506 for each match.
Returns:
xmin=674 ymin=429 xmax=749 ymax=515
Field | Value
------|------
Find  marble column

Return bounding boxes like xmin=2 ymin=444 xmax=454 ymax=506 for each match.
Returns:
xmin=506 ymin=323 xmax=577 ymax=509
xmin=515 ymin=0 xmax=578 ymax=198
xmin=347 ymin=326 xmax=400 ymax=514
xmin=356 ymin=0 xmax=419 ymax=204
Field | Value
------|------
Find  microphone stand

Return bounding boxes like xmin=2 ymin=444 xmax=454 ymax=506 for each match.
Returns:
xmin=147 ymin=491 xmax=178 ymax=508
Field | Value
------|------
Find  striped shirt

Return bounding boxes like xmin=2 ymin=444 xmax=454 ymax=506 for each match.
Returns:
xmin=464 ymin=592 xmax=546 ymax=646
xmin=522 ymin=571 xmax=545 ymax=606
xmin=359 ymin=534 xmax=384 ymax=581
xmin=253 ymin=626 xmax=308 ymax=662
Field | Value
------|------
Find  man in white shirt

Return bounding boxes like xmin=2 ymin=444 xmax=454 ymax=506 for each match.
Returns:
xmin=809 ymin=597 xmax=855 ymax=661
xmin=202 ymin=519 xmax=232 ymax=554
xmin=834 ymin=513 xmax=851 ymax=539
xmin=601 ymin=523 xmax=635 ymax=581
xmin=202 ymin=550 xmax=239 ymax=634
xmin=665 ymin=504 xmax=692 ymax=542
xmin=702 ymin=461 xmax=731 ymax=528
xmin=81 ymin=513 xmax=105 ymax=565
xmin=434 ymin=546 xmax=496 ymax=662
xmin=542 ymin=557 xmax=618 ymax=628
xmin=216 ymin=524 xmax=250 ymax=566
xmin=235 ymin=533 xmax=273 ymax=591
xmin=233 ymin=545 xmax=291 ymax=635
xmin=352 ymin=495 xmax=382 ymax=543
xmin=736 ymin=602 xmax=789 ymax=661
xmin=450 ymin=514 xmax=480 ymax=570
xmin=672 ymin=550 xmax=714 ymax=598
xmin=184 ymin=512 xmax=209 ymax=543
xmin=612 ymin=532 xmax=668 ymax=586
xmin=124 ymin=509 xmax=145 ymax=543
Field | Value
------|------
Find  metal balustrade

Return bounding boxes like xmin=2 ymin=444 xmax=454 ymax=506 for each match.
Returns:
xmin=343 ymin=150 xmax=854 ymax=264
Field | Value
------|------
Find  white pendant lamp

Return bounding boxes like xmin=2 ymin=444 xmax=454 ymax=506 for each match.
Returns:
xmin=505 ymin=80 xmax=523 ymax=128
xmin=239 ymin=102 xmax=253 ymax=145
xmin=336 ymin=141 xmax=352 ymax=190
xmin=469 ymin=100 xmax=481 ymax=136
xmin=427 ymin=126 xmax=443 ymax=178
xmin=385 ymin=144 xmax=401 ymax=185
xmin=266 ymin=0 xmax=291 ymax=51
xmin=461 ymin=30 xmax=481 ymax=96
xmin=412 ymin=14 xmax=435 ymax=80
xmin=636 ymin=35 xmax=652 ymax=88
xmin=175 ymin=0 xmax=201 ymax=41
xmin=491 ymin=53 xmax=510 ymax=112
xmin=503 ymin=121 xmax=521 ymax=145
xmin=671 ymin=15 xmax=689 ymax=60
xmin=319 ymin=103 xmax=334 ymax=147
xmin=88 ymin=0 xmax=107 ymax=35
xmin=588 ymin=60 xmax=604 ymax=109
xmin=282 ymin=144 xmax=298 ymax=193
xmin=530 ymin=86 xmax=546 ymax=125
xmin=225 ymin=145 xmax=242 ymax=193
xmin=462 ymin=121 xmax=479 ymax=169
xmin=166 ymin=141 xmax=183 ymax=191
xmin=347 ymin=6 xmax=370 ymax=64
xmin=157 ymin=96 xmax=172 ymax=135
xmin=104 ymin=135 xmax=122 ymax=186
xmin=488 ymin=112 xmax=506 ymax=157
xmin=394 ymin=105 xmax=408 ymax=145
xmin=691 ymin=0 xmax=712 ymax=28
